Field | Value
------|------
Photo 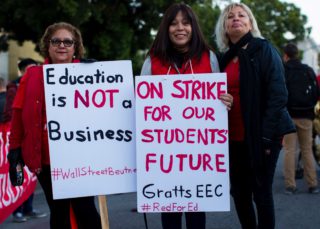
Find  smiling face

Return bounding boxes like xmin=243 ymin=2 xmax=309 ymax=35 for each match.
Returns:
xmin=225 ymin=6 xmax=252 ymax=43
xmin=168 ymin=10 xmax=192 ymax=52
xmin=48 ymin=29 xmax=75 ymax=64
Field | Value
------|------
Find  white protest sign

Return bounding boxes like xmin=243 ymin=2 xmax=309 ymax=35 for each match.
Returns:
xmin=136 ymin=73 xmax=230 ymax=212
xmin=43 ymin=61 xmax=136 ymax=199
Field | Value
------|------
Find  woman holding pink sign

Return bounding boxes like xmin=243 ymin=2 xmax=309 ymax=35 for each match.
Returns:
xmin=7 ymin=22 xmax=101 ymax=229
xmin=141 ymin=3 xmax=233 ymax=229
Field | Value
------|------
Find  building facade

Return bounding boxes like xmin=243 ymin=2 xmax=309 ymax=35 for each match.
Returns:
xmin=298 ymin=37 xmax=320 ymax=74
xmin=0 ymin=40 xmax=43 ymax=82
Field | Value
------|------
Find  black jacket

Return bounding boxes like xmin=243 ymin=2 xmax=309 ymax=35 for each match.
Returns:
xmin=284 ymin=59 xmax=318 ymax=120
xmin=240 ymin=38 xmax=295 ymax=138
xmin=236 ymin=38 xmax=295 ymax=171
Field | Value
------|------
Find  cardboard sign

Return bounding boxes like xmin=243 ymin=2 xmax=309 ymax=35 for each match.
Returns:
xmin=43 ymin=61 xmax=136 ymax=199
xmin=136 ymin=73 xmax=230 ymax=212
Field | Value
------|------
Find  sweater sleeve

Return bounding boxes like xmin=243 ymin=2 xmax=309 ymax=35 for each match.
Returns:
xmin=209 ymin=50 xmax=220 ymax=73
xmin=140 ymin=56 xmax=152 ymax=76
xmin=12 ymin=72 xmax=28 ymax=109
xmin=9 ymin=109 xmax=24 ymax=150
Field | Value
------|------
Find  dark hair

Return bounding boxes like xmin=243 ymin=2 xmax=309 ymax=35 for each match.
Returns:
xmin=283 ymin=43 xmax=298 ymax=59
xmin=150 ymin=3 xmax=210 ymax=63
xmin=18 ymin=58 xmax=37 ymax=72
xmin=40 ymin=22 xmax=85 ymax=60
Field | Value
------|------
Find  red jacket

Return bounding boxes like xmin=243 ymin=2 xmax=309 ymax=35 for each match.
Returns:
xmin=9 ymin=59 xmax=80 ymax=172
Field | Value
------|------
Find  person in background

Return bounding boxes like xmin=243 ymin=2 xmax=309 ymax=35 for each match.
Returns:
xmin=0 ymin=77 xmax=6 ymax=121
xmin=3 ymin=58 xmax=37 ymax=123
xmin=0 ymin=77 xmax=6 ymax=122
xmin=215 ymin=3 xmax=295 ymax=229
xmin=282 ymin=43 xmax=319 ymax=195
xmin=7 ymin=22 xmax=101 ymax=229
xmin=141 ymin=3 xmax=233 ymax=229
xmin=313 ymin=101 xmax=320 ymax=166
xmin=3 ymin=58 xmax=48 ymax=223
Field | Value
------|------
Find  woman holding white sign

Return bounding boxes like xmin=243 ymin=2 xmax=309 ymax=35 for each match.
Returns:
xmin=140 ymin=3 xmax=233 ymax=229
xmin=215 ymin=3 xmax=295 ymax=229
xmin=8 ymin=22 xmax=101 ymax=229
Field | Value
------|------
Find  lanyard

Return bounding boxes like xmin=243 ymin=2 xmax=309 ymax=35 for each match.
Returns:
xmin=166 ymin=59 xmax=194 ymax=75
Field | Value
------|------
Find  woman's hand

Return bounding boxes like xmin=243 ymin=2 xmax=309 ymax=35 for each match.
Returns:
xmin=219 ymin=93 xmax=233 ymax=111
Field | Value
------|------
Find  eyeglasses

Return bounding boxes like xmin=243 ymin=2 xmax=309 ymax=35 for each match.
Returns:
xmin=49 ymin=38 xmax=75 ymax=47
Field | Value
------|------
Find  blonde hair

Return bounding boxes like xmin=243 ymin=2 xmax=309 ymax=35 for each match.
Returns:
xmin=215 ymin=2 xmax=262 ymax=52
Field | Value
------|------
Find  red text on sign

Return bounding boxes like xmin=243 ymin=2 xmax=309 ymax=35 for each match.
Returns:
xmin=182 ymin=106 xmax=215 ymax=121
xmin=144 ymin=106 xmax=172 ymax=121
xmin=145 ymin=153 xmax=226 ymax=173
xmin=171 ymin=80 xmax=226 ymax=100
xmin=137 ymin=81 xmax=163 ymax=99
xmin=74 ymin=89 xmax=119 ymax=108
xmin=141 ymin=128 xmax=228 ymax=145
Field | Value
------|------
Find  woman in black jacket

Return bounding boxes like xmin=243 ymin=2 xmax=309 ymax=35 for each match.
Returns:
xmin=215 ymin=3 xmax=295 ymax=229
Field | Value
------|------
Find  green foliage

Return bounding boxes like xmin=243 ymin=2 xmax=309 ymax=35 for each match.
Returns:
xmin=191 ymin=1 xmax=221 ymax=51
xmin=241 ymin=0 xmax=307 ymax=51
xmin=0 ymin=0 xmax=309 ymax=73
